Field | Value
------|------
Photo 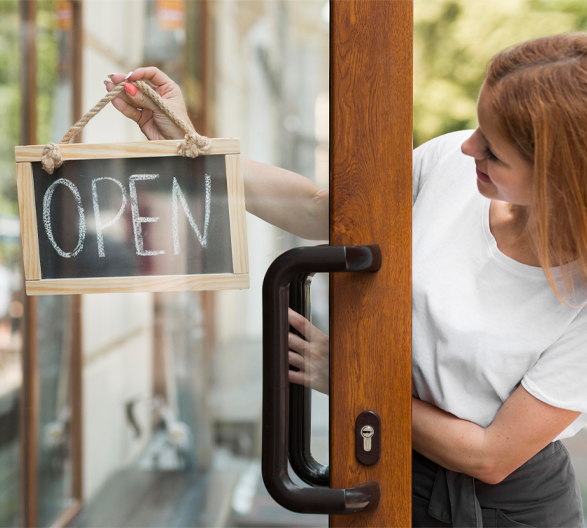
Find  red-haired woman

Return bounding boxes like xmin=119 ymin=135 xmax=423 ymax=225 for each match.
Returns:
xmin=107 ymin=33 xmax=587 ymax=527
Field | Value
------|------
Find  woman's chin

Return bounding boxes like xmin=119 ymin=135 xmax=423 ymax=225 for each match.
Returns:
xmin=476 ymin=179 xmax=495 ymax=199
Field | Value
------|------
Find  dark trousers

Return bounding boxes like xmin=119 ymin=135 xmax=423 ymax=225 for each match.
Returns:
xmin=413 ymin=441 xmax=584 ymax=527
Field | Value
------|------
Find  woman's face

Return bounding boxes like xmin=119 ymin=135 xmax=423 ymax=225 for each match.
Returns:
xmin=461 ymin=86 xmax=534 ymax=206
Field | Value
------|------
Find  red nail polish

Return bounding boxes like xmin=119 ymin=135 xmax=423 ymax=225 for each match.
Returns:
xmin=125 ymin=83 xmax=137 ymax=96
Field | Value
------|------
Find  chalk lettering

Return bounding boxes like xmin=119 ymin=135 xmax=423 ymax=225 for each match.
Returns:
xmin=43 ymin=178 xmax=86 ymax=258
xmin=92 ymin=177 xmax=128 ymax=258
xmin=129 ymin=174 xmax=165 ymax=257
xmin=171 ymin=174 xmax=211 ymax=255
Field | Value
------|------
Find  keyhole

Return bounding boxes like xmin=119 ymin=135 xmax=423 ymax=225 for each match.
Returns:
xmin=361 ymin=425 xmax=374 ymax=452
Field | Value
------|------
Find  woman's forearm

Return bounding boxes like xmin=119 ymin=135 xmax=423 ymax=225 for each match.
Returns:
xmin=242 ymin=158 xmax=328 ymax=240
xmin=412 ymin=397 xmax=494 ymax=482
xmin=413 ymin=388 xmax=580 ymax=485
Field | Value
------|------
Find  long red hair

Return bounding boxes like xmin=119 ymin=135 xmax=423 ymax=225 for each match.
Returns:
xmin=485 ymin=33 xmax=587 ymax=305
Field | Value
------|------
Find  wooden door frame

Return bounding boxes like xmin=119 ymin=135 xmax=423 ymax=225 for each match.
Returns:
xmin=19 ymin=1 xmax=84 ymax=525
xmin=329 ymin=1 xmax=413 ymax=526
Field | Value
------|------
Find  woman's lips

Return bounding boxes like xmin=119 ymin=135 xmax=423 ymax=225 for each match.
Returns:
xmin=476 ymin=166 xmax=491 ymax=182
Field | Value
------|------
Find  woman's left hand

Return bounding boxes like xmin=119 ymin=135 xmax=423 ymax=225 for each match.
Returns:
xmin=105 ymin=68 xmax=191 ymax=141
xmin=288 ymin=308 xmax=329 ymax=395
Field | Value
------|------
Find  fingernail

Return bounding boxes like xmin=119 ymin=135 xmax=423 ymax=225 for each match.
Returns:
xmin=125 ymin=71 xmax=133 ymax=80
xmin=125 ymin=82 xmax=137 ymax=96
xmin=104 ymin=80 xmax=109 ymax=86
xmin=108 ymin=73 xmax=117 ymax=78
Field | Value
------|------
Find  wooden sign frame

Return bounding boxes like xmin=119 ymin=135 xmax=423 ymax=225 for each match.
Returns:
xmin=15 ymin=138 xmax=249 ymax=295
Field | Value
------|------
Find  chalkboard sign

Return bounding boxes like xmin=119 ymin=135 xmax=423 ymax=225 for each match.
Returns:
xmin=15 ymin=139 xmax=248 ymax=295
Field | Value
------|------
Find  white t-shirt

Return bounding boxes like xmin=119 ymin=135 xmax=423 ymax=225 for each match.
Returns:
xmin=412 ymin=130 xmax=587 ymax=440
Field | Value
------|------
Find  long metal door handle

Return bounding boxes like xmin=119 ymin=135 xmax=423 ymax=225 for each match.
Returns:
xmin=262 ymin=245 xmax=382 ymax=514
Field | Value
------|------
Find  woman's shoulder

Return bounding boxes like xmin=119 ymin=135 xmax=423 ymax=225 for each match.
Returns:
xmin=412 ymin=130 xmax=475 ymax=204
xmin=414 ymin=130 xmax=474 ymax=160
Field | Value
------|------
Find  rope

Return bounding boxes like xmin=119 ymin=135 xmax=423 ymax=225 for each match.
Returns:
xmin=41 ymin=81 xmax=211 ymax=174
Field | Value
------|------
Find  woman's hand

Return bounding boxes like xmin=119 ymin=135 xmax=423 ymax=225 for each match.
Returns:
xmin=288 ymin=308 xmax=329 ymax=395
xmin=105 ymin=67 xmax=192 ymax=141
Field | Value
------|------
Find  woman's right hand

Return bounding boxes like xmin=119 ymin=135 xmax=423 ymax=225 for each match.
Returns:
xmin=288 ymin=308 xmax=330 ymax=395
xmin=105 ymin=67 xmax=192 ymax=141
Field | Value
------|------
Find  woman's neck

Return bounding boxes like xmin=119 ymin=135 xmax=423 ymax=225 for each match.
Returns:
xmin=489 ymin=200 xmax=541 ymax=267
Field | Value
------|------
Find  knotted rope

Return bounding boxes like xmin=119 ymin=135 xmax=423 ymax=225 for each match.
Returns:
xmin=41 ymin=80 xmax=211 ymax=174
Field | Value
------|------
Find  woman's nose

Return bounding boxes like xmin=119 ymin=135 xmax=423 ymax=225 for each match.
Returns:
xmin=461 ymin=129 xmax=484 ymax=159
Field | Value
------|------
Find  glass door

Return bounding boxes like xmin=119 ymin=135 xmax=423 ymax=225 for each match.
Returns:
xmin=63 ymin=1 xmax=332 ymax=527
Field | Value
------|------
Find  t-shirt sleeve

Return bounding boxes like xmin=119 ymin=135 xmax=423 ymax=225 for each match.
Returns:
xmin=412 ymin=131 xmax=474 ymax=205
xmin=412 ymin=139 xmax=438 ymax=205
xmin=522 ymin=308 xmax=587 ymax=413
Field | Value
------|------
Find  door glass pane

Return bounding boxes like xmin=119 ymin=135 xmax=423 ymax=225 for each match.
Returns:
xmin=308 ymin=273 xmax=328 ymax=468
xmin=0 ymin=1 xmax=23 ymax=526
xmin=44 ymin=1 xmax=330 ymax=527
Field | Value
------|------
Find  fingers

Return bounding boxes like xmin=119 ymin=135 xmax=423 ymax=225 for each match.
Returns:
xmin=288 ymin=370 xmax=307 ymax=387
xmin=288 ymin=308 xmax=316 ymax=340
xmin=107 ymin=73 xmax=126 ymax=85
xmin=125 ymin=83 xmax=162 ymax=112
xmin=110 ymin=93 xmax=143 ymax=123
xmin=288 ymin=332 xmax=308 ymax=356
xmin=127 ymin=67 xmax=176 ymax=88
xmin=105 ymin=80 xmax=135 ymax=107
xmin=288 ymin=351 xmax=304 ymax=370
xmin=106 ymin=73 xmax=163 ymax=113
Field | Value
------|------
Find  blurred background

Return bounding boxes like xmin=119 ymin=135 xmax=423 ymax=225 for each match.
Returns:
xmin=1 ymin=0 xmax=587 ymax=527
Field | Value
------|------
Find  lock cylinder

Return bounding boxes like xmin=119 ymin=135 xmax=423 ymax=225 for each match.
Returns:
xmin=355 ymin=411 xmax=381 ymax=465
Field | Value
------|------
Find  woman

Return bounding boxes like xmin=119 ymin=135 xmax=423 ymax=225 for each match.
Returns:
xmin=107 ymin=33 xmax=587 ymax=527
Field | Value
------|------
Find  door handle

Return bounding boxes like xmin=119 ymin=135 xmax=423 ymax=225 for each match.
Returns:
xmin=262 ymin=245 xmax=382 ymax=514
xmin=288 ymin=273 xmax=329 ymax=487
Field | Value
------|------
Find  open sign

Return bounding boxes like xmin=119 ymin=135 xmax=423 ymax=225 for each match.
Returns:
xmin=15 ymin=139 xmax=248 ymax=295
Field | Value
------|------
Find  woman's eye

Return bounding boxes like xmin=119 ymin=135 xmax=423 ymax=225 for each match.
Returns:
xmin=484 ymin=146 xmax=499 ymax=162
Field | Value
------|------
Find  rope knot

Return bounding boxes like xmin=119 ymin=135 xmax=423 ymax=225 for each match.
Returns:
xmin=178 ymin=133 xmax=212 ymax=158
xmin=41 ymin=143 xmax=64 ymax=175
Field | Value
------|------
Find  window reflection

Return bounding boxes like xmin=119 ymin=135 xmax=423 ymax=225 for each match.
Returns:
xmin=15 ymin=1 xmax=329 ymax=526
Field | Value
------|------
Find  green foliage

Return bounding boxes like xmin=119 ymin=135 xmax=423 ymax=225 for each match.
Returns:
xmin=414 ymin=0 xmax=587 ymax=147
xmin=0 ymin=2 xmax=20 ymax=217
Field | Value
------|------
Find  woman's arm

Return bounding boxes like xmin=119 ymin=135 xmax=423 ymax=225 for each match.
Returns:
xmin=106 ymin=68 xmax=328 ymax=240
xmin=242 ymin=159 xmax=328 ymax=240
xmin=412 ymin=385 xmax=580 ymax=484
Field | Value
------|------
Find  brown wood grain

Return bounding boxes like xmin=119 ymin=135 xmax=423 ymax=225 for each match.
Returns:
xmin=329 ymin=1 xmax=413 ymax=527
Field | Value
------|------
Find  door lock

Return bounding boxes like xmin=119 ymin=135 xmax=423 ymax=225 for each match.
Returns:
xmin=355 ymin=411 xmax=381 ymax=465
xmin=361 ymin=425 xmax=374 ymax=452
